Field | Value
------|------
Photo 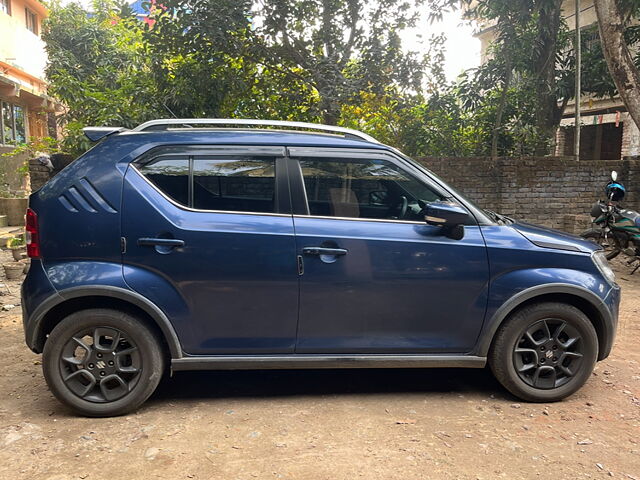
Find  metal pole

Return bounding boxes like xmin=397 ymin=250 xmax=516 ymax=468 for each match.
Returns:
xmin=574 ymin=0 xmax=581 ymax=159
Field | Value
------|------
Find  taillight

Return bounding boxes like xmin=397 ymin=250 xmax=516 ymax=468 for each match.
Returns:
xmin=25 ymin=208 xmax=40 ymax=258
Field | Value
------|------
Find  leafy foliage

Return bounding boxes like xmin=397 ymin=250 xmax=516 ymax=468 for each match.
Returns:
xmin=43 ymin=0 xmax=639 ymax=160
xmin=148 ymin=0 xmax=429 ymax=125
xmin=43 ymin=1 xmax=165 ymax=154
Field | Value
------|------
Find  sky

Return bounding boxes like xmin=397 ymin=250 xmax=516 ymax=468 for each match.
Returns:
xmin=403 ymin=8 xmax=480 ymax=81
xmin=68 ymin=0 xmax=480 ymax=81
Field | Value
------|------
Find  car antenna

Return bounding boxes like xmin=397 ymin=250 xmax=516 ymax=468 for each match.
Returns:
xmin=161 ymin=101 xmax=178 ymax=119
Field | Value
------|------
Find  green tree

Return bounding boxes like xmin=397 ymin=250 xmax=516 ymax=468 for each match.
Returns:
xmin=458 ymin=0 xmax=567 ymax=155
xmin=149 ymin=0 xmax=428 ymax=125
xmin=44 ymin=0 xmax=164 ymax=153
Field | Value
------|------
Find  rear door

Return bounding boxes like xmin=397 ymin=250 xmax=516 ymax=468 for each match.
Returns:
xmin=288 ymin=148 xmax=490 ymax=354
xmin=121 ymin=146 xmax=299 ymax=355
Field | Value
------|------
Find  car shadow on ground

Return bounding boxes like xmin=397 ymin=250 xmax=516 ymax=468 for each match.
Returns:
xmin=149 ymin=367 xmax=505 ymax=404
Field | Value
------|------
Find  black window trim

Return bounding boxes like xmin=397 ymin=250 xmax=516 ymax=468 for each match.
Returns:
xmin=286 ymin=147 xmax=459 ymax=225
xmin=130 ymin=145 xmax=292 ymax=217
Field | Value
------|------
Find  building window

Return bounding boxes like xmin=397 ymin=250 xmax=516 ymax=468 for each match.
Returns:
xmin=0 ymin=0 xmax=10 ymax=15
xmin=25 ymin=8 xmax=37 ymax=34
xmin=0 ymin=101 xmax=27 ymax=146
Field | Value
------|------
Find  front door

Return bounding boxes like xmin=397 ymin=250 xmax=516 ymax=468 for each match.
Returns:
xmin=289 ymin=148 xmax=490 ymax=354
xmin=121 ymin=146 xmax=298 ymax=355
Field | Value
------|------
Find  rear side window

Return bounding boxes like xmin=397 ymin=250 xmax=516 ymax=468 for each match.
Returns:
xmin=137 ymin=157 xmax=189 ymax=206
xmin=192 ymin=157 xmax=275 ymax=212
xmin=136 ymin=154 xmax=276 ymax=214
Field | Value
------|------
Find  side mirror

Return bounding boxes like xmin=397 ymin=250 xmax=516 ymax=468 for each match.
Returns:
xmin=611 ymin=171 xmax=618 ymax=181
xmin=424 ymin=201 xmax=471 ymax=240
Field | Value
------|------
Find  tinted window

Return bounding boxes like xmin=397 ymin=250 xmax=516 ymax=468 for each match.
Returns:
xmin=299 ymin=157 xmax=442 ymax=221
xmin=137 ymin=157 xmax=189 ymax=206
xmin=137 ymin=155 xmax=276 ymax=214
xmin=193 ymin=157 xmax=275 ymax=213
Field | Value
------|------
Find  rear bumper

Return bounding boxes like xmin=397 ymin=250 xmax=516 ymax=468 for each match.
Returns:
xmin=21 ymin=259 xmax=59 ymax=353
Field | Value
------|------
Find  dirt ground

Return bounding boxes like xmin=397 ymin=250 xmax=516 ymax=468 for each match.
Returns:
xmin=0 ymin=252 xmax=638 ymax=480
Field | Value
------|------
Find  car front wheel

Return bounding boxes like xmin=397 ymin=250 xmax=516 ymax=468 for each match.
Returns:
xmin=489 ymin=302 xmax=598 ymax=402
xmin=42 ymin=308 xmax=164 ymax=417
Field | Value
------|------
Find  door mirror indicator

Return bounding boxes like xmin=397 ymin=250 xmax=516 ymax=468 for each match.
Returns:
xmin=425 ymin=201 xmax=470 ymax=240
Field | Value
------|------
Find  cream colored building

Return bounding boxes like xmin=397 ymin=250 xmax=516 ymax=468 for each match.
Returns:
xmin=0 ymin=0 xmax=59 ymax=195
xmin=473 ymin=0 xmax=640 ymax=159
xmin=0 ymin=0 xmax=57 ymax=146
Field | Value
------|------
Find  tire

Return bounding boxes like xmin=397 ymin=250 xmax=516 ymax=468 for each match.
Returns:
xmin=489 ymin=302 xmax=598 ymax=402
xmin=42 ymin=308 xmax=164 ymax=417
xmin=581 ymin=229 xmax=620 ymax=260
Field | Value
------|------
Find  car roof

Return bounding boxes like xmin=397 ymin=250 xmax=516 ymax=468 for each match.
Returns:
xmin=114 ymin=128 xmax=393 ymax=151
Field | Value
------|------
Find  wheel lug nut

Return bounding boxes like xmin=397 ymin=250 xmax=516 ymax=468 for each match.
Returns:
xmin=552 ymin=357 xmax=557 ymax=362
xmin=540 ymin=346 xmax=545 ymax=351
xmin=552 ymin=345 xmax=558 ymax=350
xmin=540 ymin=358 xmax=545 ymax=363
xmin=97 ymin=353 xmax=103 ymax=359
xmin=108 ymin=361 xmax=114 ymax=366
xmin=88 ymin=363 xmax=94 ymax=369
xmin=100 ymin=371 xmax=105 ymax=376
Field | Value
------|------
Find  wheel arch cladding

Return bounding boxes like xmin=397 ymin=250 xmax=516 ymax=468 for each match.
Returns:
xmin=477 ymin=287 xmax=612 ymax=361
xmin=34 ymin=294 xmax=182 ymax=359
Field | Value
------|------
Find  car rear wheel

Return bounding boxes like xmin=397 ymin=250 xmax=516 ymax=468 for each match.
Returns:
xmin=43 ymin=308 xmax=164 ymax=417
xmin=489 ymin=302 xmax=598 ymax=402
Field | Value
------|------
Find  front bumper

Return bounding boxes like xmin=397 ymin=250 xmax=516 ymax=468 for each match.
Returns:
xmin=598 ymin=284 xmax=621 ymax=360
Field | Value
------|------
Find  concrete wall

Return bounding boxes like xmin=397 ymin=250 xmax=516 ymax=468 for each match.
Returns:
xmin=417 ymin=156 xmax=640 ymax=233
xmin=0 ymin=146 xmax=28 ymax=195
xmin=0 ymin=197 xmax=27 ymax=225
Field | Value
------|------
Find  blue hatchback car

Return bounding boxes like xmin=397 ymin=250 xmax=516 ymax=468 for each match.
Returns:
xmin=21 ymin=119 xmax=620 ymax=416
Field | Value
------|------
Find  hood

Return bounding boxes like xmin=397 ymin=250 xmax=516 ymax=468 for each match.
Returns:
xmin=511 ymin=221 xmax=598 ymax=254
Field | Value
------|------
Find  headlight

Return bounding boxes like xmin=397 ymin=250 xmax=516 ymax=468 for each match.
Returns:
xmin=592 ymin=251 xmax=616 ymax=285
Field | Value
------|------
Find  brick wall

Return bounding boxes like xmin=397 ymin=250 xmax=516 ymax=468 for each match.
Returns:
xmin=417 ymin=156 xmax=640 ymax=233
xmin=27 ymin=152 xmax=640 ymax=235
xmin=28 ymin=157 xmax=52 ymax=192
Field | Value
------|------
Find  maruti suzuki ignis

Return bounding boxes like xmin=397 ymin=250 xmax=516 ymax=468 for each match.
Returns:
xmin=21 ymin=119 xmax=620 ymax=416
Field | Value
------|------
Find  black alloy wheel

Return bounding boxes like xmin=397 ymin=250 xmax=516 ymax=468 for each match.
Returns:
xmin=43 ymin=309 xmax=164 ymax=417
xmin=59 ymin=326 xmax=142 ymax=402
xmin=489 ymin=302 xmax=598 ymax=402
xmin=513 ymin=318 xmax=584 ymax=389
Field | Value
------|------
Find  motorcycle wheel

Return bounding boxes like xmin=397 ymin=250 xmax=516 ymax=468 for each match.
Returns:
xmin=581 ymin=229 xmax=621 ymax=260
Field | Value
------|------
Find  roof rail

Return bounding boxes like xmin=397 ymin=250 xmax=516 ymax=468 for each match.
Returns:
xmin=132 ymin=118 xmax=380 ymax=144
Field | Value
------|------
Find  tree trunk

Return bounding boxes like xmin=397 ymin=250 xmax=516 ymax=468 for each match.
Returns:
xmin=317 ymin=79 xmax=341 ymax=125
xmin=595 ymin=0 xmax=640 ymax=131
xmin=532 ymin=0 xmax=563 ymax=155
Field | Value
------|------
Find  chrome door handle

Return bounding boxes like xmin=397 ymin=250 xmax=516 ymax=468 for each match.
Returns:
xmin=302 ymin=247 xmax=348 ymax=256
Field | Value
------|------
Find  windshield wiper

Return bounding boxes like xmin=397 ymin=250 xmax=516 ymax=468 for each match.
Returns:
xmin=485 ymin=209 xmax=512 ymax=225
